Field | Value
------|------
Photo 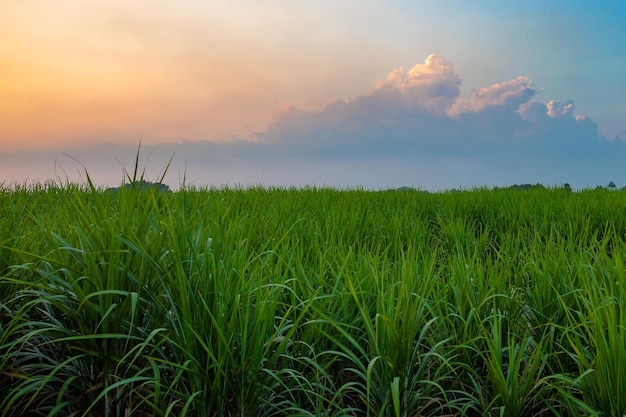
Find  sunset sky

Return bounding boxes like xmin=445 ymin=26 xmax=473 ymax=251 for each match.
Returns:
xmin=1 ymin=0 xmax=625 ymax=190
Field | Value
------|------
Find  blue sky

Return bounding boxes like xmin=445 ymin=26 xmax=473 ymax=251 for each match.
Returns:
xmin=1 ymin=0 xmax=624 ymax=189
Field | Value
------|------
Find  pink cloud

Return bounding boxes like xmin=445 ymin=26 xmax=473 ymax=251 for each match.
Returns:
xmin=258 ymin=53 xmax=611 ymax=165
xmin=547 ymin=99 xmax=575 ymax=119
xmin=451 ymin=76 xmax=536 ymax=115
xmin=517 ymin=100 xmax=548 ymax=120
xmin=374 ymin=54 xmax=462 ymax=114
xmin=518 ymin=99 xmax=589 ymax=127
xmin=380 ymin=54 xmax=460 ymax=91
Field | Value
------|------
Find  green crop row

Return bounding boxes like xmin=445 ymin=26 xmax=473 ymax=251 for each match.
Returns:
xmin=1 ymin=182 xmax=625 ymax=416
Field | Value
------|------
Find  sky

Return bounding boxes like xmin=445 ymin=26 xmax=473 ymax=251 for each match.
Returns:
xmin=1 ymin=0 xmax=625 ymax=190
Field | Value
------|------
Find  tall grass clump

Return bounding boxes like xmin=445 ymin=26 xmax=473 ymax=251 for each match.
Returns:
xmin=1 ymin=180 xmax=188 ymax=415
xmin=2 ymin=180 xmax=626 ymax=416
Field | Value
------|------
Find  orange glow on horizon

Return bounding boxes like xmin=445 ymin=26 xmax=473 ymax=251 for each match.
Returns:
xmin=0 ymin=1 xmax=391 ymax=152
xmin=0 ymin=2 xmax=287 ymax=151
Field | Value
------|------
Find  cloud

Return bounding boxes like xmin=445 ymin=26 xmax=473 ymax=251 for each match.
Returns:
xmin=260 ymin=54 xmax=613 ymax=158
xmin=451 ymin=76 xmax=537 ymax=114
xmin=2 ymin=54 xmax=624 ymax=190
xmin=374 ymin=54 xmax=462 ymax=114
xmin=546 ymin=99 xmax=575 ymax=119
xmin=244 ymin=53 xmax=625 ymax=187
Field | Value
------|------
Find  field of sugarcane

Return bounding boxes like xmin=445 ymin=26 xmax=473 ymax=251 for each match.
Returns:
xmin=1 ymin=181 xmax=626 ymax=416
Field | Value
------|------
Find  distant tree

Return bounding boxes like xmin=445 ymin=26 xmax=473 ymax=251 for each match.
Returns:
xmin=508 ymin=183 xmax=549 ymax=190
xmin=106 ymin=180 xmax=171 ymax=193
xmin=607 ymin=181 xmax=616 ymax=190
xmin=509 ymin=184 xmax=533 ymax=190
xmin=563 ymin=183 xmax=572 ymax=192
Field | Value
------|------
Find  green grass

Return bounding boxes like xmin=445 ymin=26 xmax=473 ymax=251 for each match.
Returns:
xmin=2 ymin=183 xmax=626 ymax=416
